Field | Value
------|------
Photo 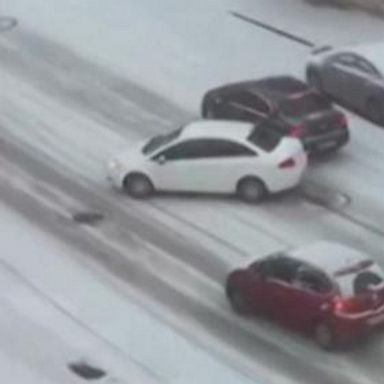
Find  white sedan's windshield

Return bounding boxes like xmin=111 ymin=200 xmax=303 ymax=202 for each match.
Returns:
xmin=142 ymin=127 xmax=182 ymax=154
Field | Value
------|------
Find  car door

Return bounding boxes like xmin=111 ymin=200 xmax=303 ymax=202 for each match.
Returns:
xmin=343 ymin=56 xmax=382 ymax=110
xmin=238 ymin=258 xmax=279 ymax=316
xmin=150 ymin=138 xmax=257 ymax=193
xmin=254 ymin=256 xmax=302 ymax=323
xmin=196 ymin=139 xmax=258 ymax=192
xmin=150 ymin=139 xmax=212 ymax=192
xmin=321 ymin=53 xmax=357 ymax=102
xmin=287 ymin=268 xmax=335 ymax=333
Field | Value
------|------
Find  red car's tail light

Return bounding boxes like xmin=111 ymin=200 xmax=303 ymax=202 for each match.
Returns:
xmin=336 ymin=114 xmax=348 ymax=128
xmin=333 ymin=296 xmax=366 ymax=314
xmin=278 ymin=157 xmax=296 ymax=169
xmin=289 ymin=125 xmax=305 ymax=138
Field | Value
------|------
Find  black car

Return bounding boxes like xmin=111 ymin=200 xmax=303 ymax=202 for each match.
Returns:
xmin=201 ymin=76 xmax=349 ymax=154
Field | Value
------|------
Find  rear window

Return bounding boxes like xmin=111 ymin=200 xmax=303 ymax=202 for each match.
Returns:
xmin=336 ymin=263 xmax=384 ymax=297
xmin=247 ymin=121 xmax=281 ymax=152
xmin=279 ymin=93 xmax=331 ymax=117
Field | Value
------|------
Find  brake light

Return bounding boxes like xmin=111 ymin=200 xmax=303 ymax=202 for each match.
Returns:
xmin=336 ymin=114 xmax=348 ymax=128
xmin=278 ymin=157 xmax=296 ymax=169
xmin=333 ymin=296 xmax=365 ymax=314
xmin=289 ymin=125 xmax=305 ymax=138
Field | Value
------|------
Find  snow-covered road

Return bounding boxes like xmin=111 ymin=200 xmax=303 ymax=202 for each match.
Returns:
xmin=1 ymin=0 xmax=384 ymax=383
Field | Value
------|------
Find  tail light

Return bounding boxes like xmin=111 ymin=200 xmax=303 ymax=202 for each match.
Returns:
xmin=289 ymin=125 xmax=305 ymax=138
xmin=278 ymin=157 xmax=296 ymax=169
xmin=336 ymin=114 xmax=348 ymax=128
xmin=333 ymin=296 xmax=366 ymax=314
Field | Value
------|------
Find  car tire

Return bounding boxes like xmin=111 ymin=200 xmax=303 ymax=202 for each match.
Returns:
xmin=366 ymin=97 xmax=384 ymax=126
xmin=306 ymin=68 xmax=323 ymax=92
xmin=123 ymin=173 xmax=154 ymax=198
xmin=313 ymin=322 xmax=336 ymax=350
xmin=237 ymin=177 xmax=267 ymax=203
xmin=226 ymin=286 xmax=249 ymax=315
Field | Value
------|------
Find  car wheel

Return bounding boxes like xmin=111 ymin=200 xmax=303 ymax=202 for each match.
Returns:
xmin=313 ymin=322 xmax=335 ymax=350
xmin=227 ymin=286 xmax=249 ymax=315
xmin=123 ymin=173 xmax=154 ymax=198
xmin=237 ymin=177 xmax=266 ymax=203
xmin=306 ymin=68 xmax=323 ymax=92
xmin=366 ymin=97 xmax=384 ymax=126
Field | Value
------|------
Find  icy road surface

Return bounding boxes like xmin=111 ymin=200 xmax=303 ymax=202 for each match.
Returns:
xmin=1 ymin=0 xmax=384 ymax=383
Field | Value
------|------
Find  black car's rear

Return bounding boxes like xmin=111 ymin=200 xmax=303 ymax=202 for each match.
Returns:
xmin=277 ymin=92 xmax=349 ymax=154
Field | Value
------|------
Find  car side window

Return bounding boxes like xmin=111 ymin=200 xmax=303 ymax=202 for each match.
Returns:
xmin=328 ymin=53 xmax=356 ymax=68
xmin=355 ymin=58 xmax=381 ymax=77
xmin=208 ymin=139 xmax=256 ymax=157
xmin=154 ymin=138 xmax=255 ymax=161
xmin=294 ymin=268 xmax=333 ymax=294
xmin=229 ymin=91 xmax=270 ymax=115
xmin=259 ymin=256 xmax=301 ymax=284
xmin=156 ymin=139 xmax=211 ymax=160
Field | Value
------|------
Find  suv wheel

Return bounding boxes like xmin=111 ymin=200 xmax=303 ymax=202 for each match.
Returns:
xmin=123 ymin=173 xmax=153 ymax=198
xmin=314 ymin=322 xmax=335 ymax=350
xmin=237 ymin=177 xmax=266 ymax=203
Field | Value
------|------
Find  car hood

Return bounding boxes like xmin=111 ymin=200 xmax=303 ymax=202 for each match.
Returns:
xmin=113 ymin=138 xmax=148 ymax=167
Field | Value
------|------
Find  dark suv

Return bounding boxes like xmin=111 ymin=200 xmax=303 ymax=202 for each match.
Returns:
xmin=201 ymin=76 xmax=349 ymax=154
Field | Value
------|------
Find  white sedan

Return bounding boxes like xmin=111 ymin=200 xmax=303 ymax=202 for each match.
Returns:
xmin=107 ymin=120 xmax=307 ymax=203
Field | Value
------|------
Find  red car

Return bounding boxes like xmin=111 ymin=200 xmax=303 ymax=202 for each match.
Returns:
xmin=226 ymin=242 xmax=384 ymax=349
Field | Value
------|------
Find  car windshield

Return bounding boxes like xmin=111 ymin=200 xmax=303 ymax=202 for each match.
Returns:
xmin=247 ymin=121 xmax=281 ymax=152
xmin=142 ymin=127 xmax=182 ymax=155
xmin=279 ymin=93 xmax=331 ymax=117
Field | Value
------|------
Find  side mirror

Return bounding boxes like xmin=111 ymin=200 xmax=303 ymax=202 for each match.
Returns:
xmin=155 ymin=155 xmax=167 ymax=165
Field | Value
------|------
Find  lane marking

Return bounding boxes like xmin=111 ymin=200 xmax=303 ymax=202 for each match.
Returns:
xmin=229 ymin=11 xmax=315 ymax=48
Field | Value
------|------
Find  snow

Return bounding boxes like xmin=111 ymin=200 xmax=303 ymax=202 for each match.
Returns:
xmin=1 ymin=0 xmax=384 ymax=383
xmin=0 ymin=200 xmax=269 ymax=384
xmin=3 ymin=0 xmax=384 ymax=112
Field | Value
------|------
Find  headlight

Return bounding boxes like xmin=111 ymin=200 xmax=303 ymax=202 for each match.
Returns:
xmin=108 ymin=158 xmax=124 ymax=172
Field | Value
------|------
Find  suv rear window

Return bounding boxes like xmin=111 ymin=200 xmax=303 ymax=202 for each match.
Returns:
xmin=279 ymin=93 xmax=331 ymax=117
xmin=247 ymin=121 xmax=281 ymax=152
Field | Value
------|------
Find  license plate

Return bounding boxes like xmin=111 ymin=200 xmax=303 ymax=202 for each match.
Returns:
xmin=317 ymin=140 xmax=336 ymax=150
xmin=367 ymin=312 xmax=384 ymax=326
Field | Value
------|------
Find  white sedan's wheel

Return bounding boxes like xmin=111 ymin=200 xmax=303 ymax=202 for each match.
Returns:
xmin=237 ymin=177 xmax=266 ymax=203
xmin=123 ymin=173 xmax=153 ymax=198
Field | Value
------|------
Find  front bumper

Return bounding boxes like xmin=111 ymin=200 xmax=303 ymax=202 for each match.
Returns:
xmin=106 ymin=159 xmax=125 ymax=188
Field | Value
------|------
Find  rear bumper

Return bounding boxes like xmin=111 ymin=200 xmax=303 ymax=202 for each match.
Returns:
xmin=267 ymin=153 xmax=308 ymax=193
xmin=303 ymin=129 xmax=349 ymax=154
xmin=330 ymin=307 xmax=384 ymax=345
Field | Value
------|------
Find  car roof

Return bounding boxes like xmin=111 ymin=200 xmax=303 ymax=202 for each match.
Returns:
xmin=180 ymin=120 xmax=254 ymax=141
xmin=211 ymin=76 xmax=310 ymax=102
xmin=287 ymin=241 xmax=370 ymax=276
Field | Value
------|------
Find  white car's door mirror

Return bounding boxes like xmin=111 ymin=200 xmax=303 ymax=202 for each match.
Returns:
xmin=155 ymin=155 xmax=167 ymax=165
